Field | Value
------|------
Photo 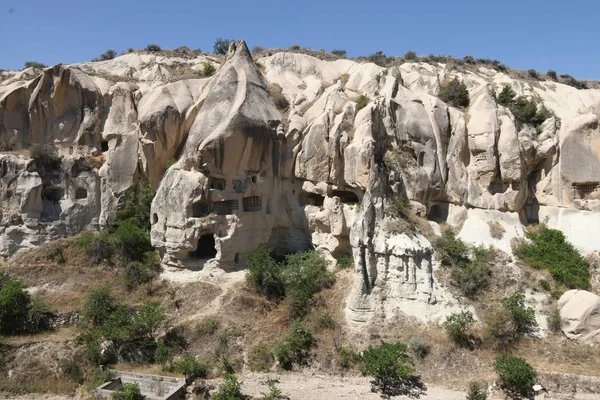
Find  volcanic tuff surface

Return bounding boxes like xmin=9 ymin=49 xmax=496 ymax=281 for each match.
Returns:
xmin=1 ymin=40 xmax=600 ymax=325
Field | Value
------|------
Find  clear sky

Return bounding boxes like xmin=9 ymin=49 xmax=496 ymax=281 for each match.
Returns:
xmin=1 ymin=0 xmax=598 ymax=79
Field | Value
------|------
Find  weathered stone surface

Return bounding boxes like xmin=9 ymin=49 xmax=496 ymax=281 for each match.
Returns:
xmin=559 ymin=290 xmax=600 ymax=345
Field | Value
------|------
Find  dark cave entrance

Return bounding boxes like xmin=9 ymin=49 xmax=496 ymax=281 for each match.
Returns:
xmin=189 ymin=234 xmax=217 ymax=259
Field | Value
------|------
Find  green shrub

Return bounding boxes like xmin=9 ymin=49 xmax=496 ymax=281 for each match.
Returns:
xmin=196 ymin=318 xmax=219 ymax=336
xmin=248 ymin=344 xmax=274 ymax=372
xmin=173 ymin=354 xmax=209 ymax=379
xmin=391 ymin=196 xmax=410 ymax=217
xmin=246 ymin=245 xmax=285 ymax=301
xmin=547 ymin=309 xmax=562 ymax=333
xmin=273 ymin=322 xmax=315 ymax=370
xmin=528 ymin=69 xmax=539 ymax=79
xmin=0 ymin=275 xmax=31 ymax=334
xmin=360 ymin=342 xmax=425 ymax=399
xmin=165 ymin=158 xmax=176 ymax=169
xmin=154 ymin=341 xmax=174 ymax=370
xmin=404 ymin=50 xmax=417 ymax=60
xmin=213 ymin=38 xmax=231 ymax=55
xmin=132 ymin=301 xmax=165 ymax=340
xmin=539 ymin=279 xmax=552 ymax=291
xmin=59 ymin=357 xmax=85 ymax=384
xmin=125 ymin=252 xmax=162 ymax=292
xmin=338 ymin=347 xmax=361 ymax=369
xmin=92 ymin=49 xmax=116 ymax=62
xmin=434 ymin=229 xmax=469 ymax=269
xmin=466 ymin=381 xmax=487 ymax=400
xmin=438 ymin=78 xmax=470 ymax=108
xmin=443 ymin=311 xmax=476 ymax=348
xmin=30 ymin=143 xmax=61 ymax=173
xmin=409 ymin=338 xmax=430 ymax=359
xmin=452 ymin=257 xmax=492 ymax=299
xmin=502 ymin=293 xmax=538 ymax=336
xmin=145 ymin=44 xmax=161 ymax=52
xmin=366 ymin=50 xmax=390 ymax=67
xmin=514 ymin=226 xmax=590 ymax=289
xmin=114 ymin=180 xmax=156 ymax=232
xmin=494 ymin=355 xmax=536 ymax=400
xmin=113 ymin=382 xmax=145 ymax=400
xmin=112 ymin=220 xmax=153 ymax=262
xmin=202 ymin=60 xmax=216 ymax=76
xmin=355 ymin=94 xmax=370 ymax=111
xmin=335 ymin=254 xmax=353 ymax=269
xmin=331 ymin=49 xmax=347 ymax=58
xmin=547 ymin=70 xmax=558 ymax=81
xmin=496 ymin=85 xmax=517 ymax=107
xmin=24 ymin=61 xmax=47 ymax=69
xmin=261 ymin=378 xmax=283 ymax=400
xmin=283 ymin=251 xmax=334 ymax=319
xmin=268 ymin=83 xmax=289 ymax=111
xmin=213 ymin=373 xmax=244 ymax=400
xmin=50 ymin=244 xmax=66 ymax=264
xmin=27 ymin=296 xmax=51 ymax=332
xmin=81 ymin=285 xmax=117 ymax=327
xmin=560 ymin=74 xmax=588 ymax=89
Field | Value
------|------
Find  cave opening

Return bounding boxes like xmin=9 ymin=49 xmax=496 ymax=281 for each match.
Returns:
xmin=100 ymin=141 xmax=109 ymax=152
xmin=75 ymin=187 xmax=88 ymax=199
xmin=189 ymin=234 xmax=217 ymax=259
xmin=331 ymin=190 xmax=360 ymax=204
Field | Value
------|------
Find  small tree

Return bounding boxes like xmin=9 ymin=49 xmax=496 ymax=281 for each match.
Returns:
xmin=93 ymin=49 xmax=116 ymax=62
xmin=438 ymin=78 xmax=470 ymax=108
xmin=145 ymin=44 xmax=161 ymax=52
xmin=466 ymin=381 xmax=487 ymax=400
xmin=213 ymin=37 xmax=231 ymax=55
xmin=81 ymin=285 xmax=117 ymax=327
xmin=132 ymin=301 xmax=165 ymax=340
xmin=360 ymin=342 xmax=425 ymax=399
xmin=496 ymin=85 xmax=516 ymax=107
xmin=246 ymin=245 xmax=285 ymax=301
xmin=501 ymin=293 xmax=538 ymax=336
xmin=24 ymin=61 xmax=47 ymax=69
xmin=494 ymin=355 xmax=536 ymax=400
xmin=404 ymin=50 xmax=417 ymax=60
xmin=273 ymin=322 xmax=315 ymax=370
xmin=0 ymin=276 xmax=31 ymax=334
xmin=356 ymin=94 xmax=370 ymax=111
xmin=154 ymin=341 xmax=174 ymax=370
xmin=443 ymin=311 xmax=476 ymax=348
xmin=202 ymin=60 xmax=216 ymax=76
xmin=331 ymin=49 xmax=347 ymax=58
xmin=546 ymin=69 xmax=558 ymax=81
xmin=434 ymin=229 xmax=469 ymax=269
xmin=213 ymin=373 xmax=244 ymax=400
xmin=173 ymin=354 xmax=209 ymax=379
xmin=113 ymin=382 xmax=146 ymax=400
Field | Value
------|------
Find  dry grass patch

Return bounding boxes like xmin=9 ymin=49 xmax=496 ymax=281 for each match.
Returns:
xmin=488 ymin=221 xmax=505 ymax=239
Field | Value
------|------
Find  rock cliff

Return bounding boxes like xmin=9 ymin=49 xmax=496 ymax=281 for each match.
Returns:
xmin=2 ymin=40 xmax=600 ymax=324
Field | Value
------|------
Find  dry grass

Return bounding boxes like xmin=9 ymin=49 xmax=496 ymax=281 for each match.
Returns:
xmin=488 ymin=221 xmax=505 ymax=239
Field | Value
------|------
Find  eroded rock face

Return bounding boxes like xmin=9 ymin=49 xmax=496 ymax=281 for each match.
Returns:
xmin=2 ymin=41 xmax=600 ymax=325
xmin=559 ymin=290 xmax=600 ymax=345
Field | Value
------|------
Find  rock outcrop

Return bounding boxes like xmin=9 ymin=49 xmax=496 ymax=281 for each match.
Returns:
xmin=2 ymin=41 xmax=600 ymax=324
xmin=559 ymin=290 xmax=600 ymax=344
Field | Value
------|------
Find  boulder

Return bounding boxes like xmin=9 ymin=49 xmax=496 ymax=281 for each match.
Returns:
xmin=558 ymin=290 xmax=600 ymax=344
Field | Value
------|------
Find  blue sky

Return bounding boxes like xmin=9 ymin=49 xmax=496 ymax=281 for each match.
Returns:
xmin=1 ymin=0 xmax=598 ymax=79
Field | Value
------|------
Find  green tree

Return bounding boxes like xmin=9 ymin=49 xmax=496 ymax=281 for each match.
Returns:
xmin=283 ymin=251 xmax=334 ymax=319
xmin=0 ymin=276 xmax=30 ymax=334
xmin=114 ymin=180 xmax=156 ymax=232
xmin=113 ymin=382 xmax=146 ymax=400
xmin=494 ymin=355 xmax=536 ymax=400
xmin=132 ymin=301 xmax=165 ymax=340
xmin=360 ymin=342 xmax=426 ymax=399
xmin=438 ymin=78 xmax=470 ymax=108
xmin=154 ymin=341 xmax=174 ymax=370
xmin=356 ymin=94 xmax=370 ymax=111
xmin=81 ymin=285 xmax=117 ymax=327
xmin=213 ymin=38 xmax=231 ymax=55
xmin=404 ymin=50 xmax=417 ymax=60
xmin=24 ymin=61 xmax=47 ymax=69
xmin=443 ymin=311 xmax=476 ymax=348
xmin=27 ymin=296 xmax=51 ymax=332
xmin=246 ymin=245 xmax=285 ymax=301
xmin=273 ymin=322 xmax=315 ymax=370
xmin=145 ymin=44 xmax=161 ymax=52
xmin=213 ymin=373 xmax=244 ymax=400
xmin=496 ymin=85 xmax=516 ymax=107
xmin=501 ymin=293 xmax=538 ymax=336
xmin=173 ymin=354 xmax=209 ymax=379
xmin=434 ymin=229 xmax=469 ymax=269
